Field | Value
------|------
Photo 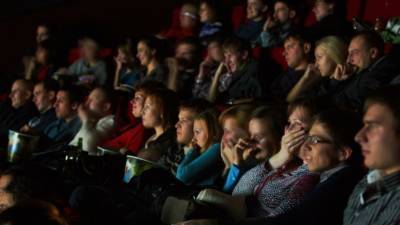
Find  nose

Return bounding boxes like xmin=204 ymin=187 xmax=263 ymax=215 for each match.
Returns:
xmin=354 ymin=127 xmax=365 ymax=144
xmin=346 ymin=55 xmax=352 ymax=65
xmin=175 ymin=121 xmax=181 ymax=129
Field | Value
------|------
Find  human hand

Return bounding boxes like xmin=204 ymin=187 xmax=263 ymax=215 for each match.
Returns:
xmin=331 ymin=64 xmax=355 ymax=81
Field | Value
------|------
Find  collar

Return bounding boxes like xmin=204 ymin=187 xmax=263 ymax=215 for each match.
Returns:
xmin=319 ymin=163 xmax=348 ymax=183
xmin=367 ymin=169 xmax=400 ymax=192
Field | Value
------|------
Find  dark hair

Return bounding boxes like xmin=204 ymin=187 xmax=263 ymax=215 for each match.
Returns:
xmin=354 ymin=31 xmax=384 ymax=56
xmin=222 ymin=36 xmax=251 ymax=55
xmin=312 ymin=109 xmax=363 ymax=165
xmin=0 ymin=200 xmax=67 ymax=225
xmin=37 ymin=79 xmax=60 ymax=93
xmin=288 ymin=97 xmax=330 ymax=119
xmin=58 ymin=85 xmax=86 ymax=104
xmin=176 ymin=37 xmax=201 ymax=56
xmin=275 ymin=0 xmax=298 ymax=11
xmin=365 ymin=85 xmax=400 ymax=131
xmin=93 ymin=86 xmax=115 ymax=110
xmin=251 ymin=105 xmax=286 ymax=147
xmin=138 ymin=36 xmax=167 ymax=61
xmin=194 ymin=109 xmax=222 ymax=148
xmin=180 ymin=98 xmax=215 ymax=115
xmin=146 ymin=88 xmax=179 ymax=129
xmin=134 ymin=80 xmax=166 ymax=95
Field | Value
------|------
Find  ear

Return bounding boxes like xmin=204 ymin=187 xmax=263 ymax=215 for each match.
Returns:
xmin=262 ymin=5 xmax=268 ymax=13
xmin=242 ymin=51 xmax=249 ymax=61
xmin=370 ymin=47 xmax=379 ymax=60
xmin=289 ymin=10 xmax=296 ymax=19
xmin=103 ymin=102 xmax=111 ymax=113
xmin=338 ymin=146 xmax=352 ymax=162
xmin=48 ymin=91 xmax=56 ymax=101
xmin=71 ymin=102 xmax=79 ymax=111
xmin=303 ymin=43 xmax=311 ymax=54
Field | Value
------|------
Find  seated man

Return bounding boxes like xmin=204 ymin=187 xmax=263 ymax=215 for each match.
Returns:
xmin=69 ymin=87 xmax=116 ymax=154
xmin=0 ymin=79 xmax=38 ymax=145
xmin=257 ymin=0 xmax=298 ymax=48
xmin=43 ymin=86 xmax=83 ymax=143
xmin=333 ymin=31 xmax=400 ymax=110
xmin=236 ymin=0 xmax=268 ymax=43
xmin=269 ymin=33 xmax=311 ymax=100
xmin=344 ymin=86 xmax=400 ymax=225
xmin=208 ymin=37 xmax=262 ymax=104
xmin=167 ymin=37 xmax=201 ymax=100
xmin=20 ymin=80 xmax=59 ymax=134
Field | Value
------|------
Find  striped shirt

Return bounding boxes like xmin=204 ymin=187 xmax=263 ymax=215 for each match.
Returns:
xmin=343 ymin=170 xmax=400 ymax=225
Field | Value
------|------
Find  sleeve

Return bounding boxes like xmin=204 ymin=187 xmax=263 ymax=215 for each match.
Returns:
xmin=176 ymin=144 xmax=221 ymax=185
xmin=233 ymin=163 xmax=271 ymax=196
xmin=223 ymin=164 xmax=246 ymax=193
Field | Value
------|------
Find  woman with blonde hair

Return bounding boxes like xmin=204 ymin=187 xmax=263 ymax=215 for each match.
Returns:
xmin=287 ymin=35 xmax=348 ymax=102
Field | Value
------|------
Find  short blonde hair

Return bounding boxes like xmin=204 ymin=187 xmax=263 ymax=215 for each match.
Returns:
xmin=316 ymin=36 xmax=347 ymax=65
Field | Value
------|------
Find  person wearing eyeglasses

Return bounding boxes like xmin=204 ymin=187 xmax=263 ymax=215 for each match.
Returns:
xmin=173 ymin=108 xmax=365 ymax=225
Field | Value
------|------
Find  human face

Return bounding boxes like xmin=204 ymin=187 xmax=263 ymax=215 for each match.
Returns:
xmin=199 ymin=2 xmax=215 ymax=23
xmin=54 ymin=91 xmax=77 ymax=120
xmin=193 ymin=119 xmax=210 ymax=150
xmin=247 ymin=0 xmax=267 ymax=21
xmin=0 ymin=175 xmax=15 ymax=213
xmin=315 ymin=46 xmax=337 ymax=77
xmin=208 ymin=41 xmax=224 ymax=62
xmin=175 ymin=109 xmax=195 ymax=145
xmin=33 ymin=83 xmax=54 ymax=113
xmin=224 ymin=49 xmax=244 ymax=73
xmin=288 ymin=107 xmax=311 ymax=131
xmin=355 ymin=104 xmax=400 ymax=175
xmin=36 ymin=25 xmax=49 ymax=43
xmin=81 ymin=40 xmax=98 ymax=61
xmin=273 ymin=2 xmax=291 ymax=24
xmin=117 ymin=48 xmax=133 ymax=65
xmin=249 ymin=118 xmax=277 ymax=160
xmin=180 ymin=4 xmax=198 ymax=29
xmin=175 ymin=43 xmax=197 ymax=69
xmin=222 ymin=117 xmax=248 ymax=148
xmin=137 ymin=41 xmax=153 ymax=67
xmin=142 ymin=96 xmax=162 ymax=129
xmin=130 ymin=90 xmax=146 ymax=118
xmin=85 ymin=88 xmax=108 ymax=117
xmin=313 ymin=0 xmax=333 ymax=21
xmin=283 ymin=37 xmax=308 ymax=70
xmin=302 ymin=122 xmax=343 ymax=173
xmin=347 ymin=36 xmax=375 ymax=73
xmin=9 ymin=81 xmax=30 ymax=109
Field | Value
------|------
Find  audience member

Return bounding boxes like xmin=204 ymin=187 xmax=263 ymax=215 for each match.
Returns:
xmin=69 ymin=87 xmax=116 ymax=154
xmin=136 ymin=37 xmax=167 ymax=84
xmin=236 ymin=0 xmax=269 ymax=43
xmin=198 ymin=0 xmax=224 ymax=45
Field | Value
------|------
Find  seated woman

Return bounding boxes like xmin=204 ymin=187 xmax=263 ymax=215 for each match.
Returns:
xmin=63 ymin=37 xmax=108 ymax=85
xmin=287 ymin=35 xmax=348 ymax=102
xmin=219 ymin=104 xmax=258 ymax=178
xmin=163 ymin=98 xmax=324 ymax=224
xmin=113 ymin=40 xmax=142 ymax=91
xmin=177 ymin=109 xmax=223 ymax=186
xmin=193 ymin=36 xmax=225 ymax=99
xmin=136 ymin=37 xmax=168 ymax=84
xmin=198 ymin=0 xmax=224 ymax=45
xmin=137 ymin=87 xmax=180 ymax=172
xmin=175 ymin=108 xmax=365 ymax=225
xmin=25 ymin=39 xmax=59 ymax=82
xmin=222 ymin=105 xmax=285 ymax=193
xmin=100 ymin=81 xmax=165 ymax=154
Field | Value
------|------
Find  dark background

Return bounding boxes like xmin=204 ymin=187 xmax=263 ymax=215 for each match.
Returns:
xmin=0 ymin=0 xmax=179 ymax=84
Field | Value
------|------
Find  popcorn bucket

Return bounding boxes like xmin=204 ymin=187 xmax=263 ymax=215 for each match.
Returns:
xmin=123 ymin=155 xmax=164 ymax=183
xmin=8 ymin=130 xmax=39 ymax=163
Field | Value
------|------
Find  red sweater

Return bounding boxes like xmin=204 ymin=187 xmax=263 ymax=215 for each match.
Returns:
xmin=100 ymin=123 xmax=152 ymax=154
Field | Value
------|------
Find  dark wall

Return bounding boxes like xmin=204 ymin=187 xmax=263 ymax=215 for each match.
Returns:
xmin=0 ymin=0 xmax=178 ymax=84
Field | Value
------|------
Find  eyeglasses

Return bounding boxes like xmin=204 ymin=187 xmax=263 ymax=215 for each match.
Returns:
xmin=305 ymin=135 xmax=335 ymax=145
